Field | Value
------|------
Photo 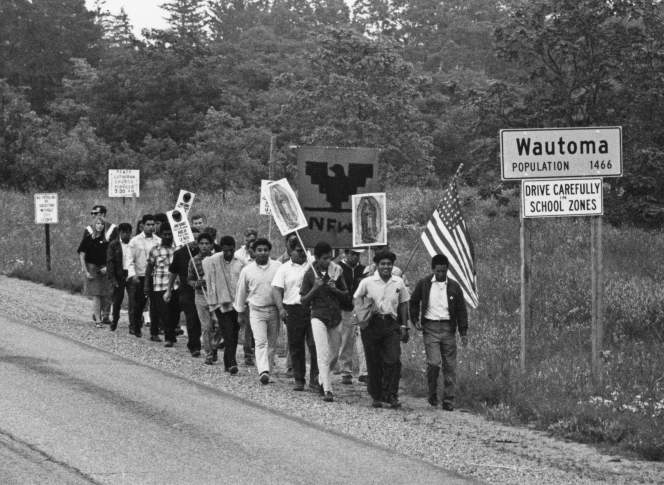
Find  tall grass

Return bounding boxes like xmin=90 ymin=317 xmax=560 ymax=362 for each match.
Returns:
xmin=2 ymin=184 xmax=663 ymax=460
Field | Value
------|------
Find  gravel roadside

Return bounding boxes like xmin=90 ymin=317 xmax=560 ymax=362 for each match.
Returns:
xmin=1 ymin=276 xmax=662 ymax=484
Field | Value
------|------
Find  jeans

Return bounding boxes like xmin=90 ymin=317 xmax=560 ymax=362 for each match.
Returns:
xmin=177 ymin=286 xmax=201 ymax=353
xmin=195 ymin=293 xmax=220 ymax=357
xmin=249 ymin=306 xmax=280 ymax=375
xmin=423 ymin=319 xmax=457 ymax=404
xmin=284 ymin=304 xmax=318 ymax=385
xmin=111 ymin=277 xmax=127 ymax=324
xmin=361 ymin=315 xmax=402 ymax=401
xmin=214 ymin=309 xmax=239 ymax=369
xmin=150 ymin=290 xmax=178 ymax=341
xmin=311 ymin=318 xmax=342 ymax=393
xmin=127 ymin=277 xmax=151 ymax=333
xmin=337 ymin=310 xmax=367 ymax=377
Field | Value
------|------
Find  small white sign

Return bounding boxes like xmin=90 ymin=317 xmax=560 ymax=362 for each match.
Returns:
xmin=34 ymin=193 xmax=58 ymax=224
xmin=260 ymin=180 xmax=271 ymax=216
xmin=265 ymin=178 xmax=308 ymax=236
xmin=501 ymin=127 xmax=622 ymax=180
xmin=108 ymin=169 xmax=140 ymax=197
xmin=351 ymin=192 xmax=387 ymax=247
xmin=175 ymin=190 xmax=195 ymax=214
xmin=521 ymin=178 xmax=603 ymax=218
xmin=167 ymin=209 xmax=195 ymax=247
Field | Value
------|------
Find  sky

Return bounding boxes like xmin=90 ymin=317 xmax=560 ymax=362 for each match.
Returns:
xmin=86 ymin=0 xmax=168 ymax=35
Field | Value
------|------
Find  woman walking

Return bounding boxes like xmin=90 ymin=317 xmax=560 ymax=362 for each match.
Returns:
xmin=78 ymin=217 xmax=113 ymax=327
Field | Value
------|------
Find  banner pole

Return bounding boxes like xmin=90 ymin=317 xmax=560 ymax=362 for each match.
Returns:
xmin=295 ymin=230 xmax=319 ymax=278
xmin=268 ymin=135 xmax=276 ymax=242
xmin=186 ymin=244 xmax=209 ymax=304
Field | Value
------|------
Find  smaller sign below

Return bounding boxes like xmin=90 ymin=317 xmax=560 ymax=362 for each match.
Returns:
xmin=259 ymin=180 xmax=272 ymax=216
xmin=108 ymin=169 xmax=140 ymax=197
xmin=175 ymin=190 xmax=195 ymax=214
xmin=34 ymin=193 xmax=58 ymax=224
xmin=521 ymin=178 xmax=603 ymax=218
xmin=167 ymin=209 xmax=195 ymax=247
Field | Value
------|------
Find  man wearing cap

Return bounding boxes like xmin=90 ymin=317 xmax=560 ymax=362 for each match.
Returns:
xmin=353 ymin=250 xmax=410 ymax=408
xmin=337 ymin=248 xmax=367 ymax=384
xmin=410 ymin=254 xmax=468 ymax=411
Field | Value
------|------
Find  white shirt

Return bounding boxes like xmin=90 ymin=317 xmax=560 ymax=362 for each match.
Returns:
xmin=127 ymin=232 xmax=161 ymax=278
xmin=425 ymin=276 xmax=450 ymax=320
xmin=234 ymin=246 xmax=253 ymax=266
xmin=234 ymin=259 xmax=282 ymax=311
xmin=271 ymin=259 xmax=308 ymax=305
xmin=121 ymin=241 xmax=132 ymax=271
xmin=354 ymin=273 xmax=410 ymax=318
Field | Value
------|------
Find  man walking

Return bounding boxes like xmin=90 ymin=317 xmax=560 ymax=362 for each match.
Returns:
xmin=353 ymin=250 xmax=410 ymax=409
xmin=234 ymin=228 xmax=257 ymax=265
xmin=409 ymin=254 xmax=468 ymax=411
xmin=106 ymin=222 xmax=132 ymax=331
xmin=204 ymin=236 xmax=243 ymax=374
xmin=272 ymin=239 xmax=319 ymax=392
xmin=127 ymin=215 xmax=161 ymax=337
xmin=337 ymin=248 xmax=367 ymax=384
xmin=145 ymin=223 xmax=178 ymax=346
xmin=234 ymin=238 xmax=281 ymax=384
xmin=300 ymin=242 xmax=349 ymax=402
xmin=188 ymin=233 xmax=217 ymax=364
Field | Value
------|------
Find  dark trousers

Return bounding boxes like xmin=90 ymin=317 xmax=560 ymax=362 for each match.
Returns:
xmin=178 ymin=287 xmax=201 ymax=353
xmin=150 ymin=290 xmax=178 ymax=341
xmin=243 ymin=309 xmax=255 ymax=358
xmin=284 ymin=304 xmax=318 ymax=385
xmin=361 ymin=315 xmax=402 ymax=401
xmin=111 ymin=274 xmax=128 ymax=324
xmin=423 ymin=319 xmax=457 ymax=404
xmin=128 ymin=277 xmax=151 ymax=333
xmin=214 ymin=309 xmax=239 ymax=369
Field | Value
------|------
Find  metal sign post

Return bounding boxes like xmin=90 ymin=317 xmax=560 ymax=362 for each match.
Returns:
xmin=34 ymin=193 xmax=58 ymax=271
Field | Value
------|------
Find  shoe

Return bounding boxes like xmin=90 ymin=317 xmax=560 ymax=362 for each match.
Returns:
xmin=387 ymin=397 xmax=402 ymax=409
xmin=110 ymin=321 xmax=118 ymax=332
xmin=428 ymin=396 xmax=439 ymax=407
xmin=358 ymin=375 xmax=367 ymax=383
xmin=293 ymin=382 xmax=305 ymax=391
xmin=102 ymin=318 xmax=112 ymax=325
xmin=319 ymin=383 xmax=325 ymax=396
xmin=204 ymin=357 xmax=214 ymax=365
xmin=442 ymin=402 xmax=454 ymax=411
xmin=372 ymin=400 xmax=383 ymax=408
xmin=286 ymin=368 xmax=293 ymax=378
xmin=323 ymin=391 xmax=334 ymax=402
xmin=191 ymin=350 xmax=201 ymax=358
xmin=164 ymin=341 xmax=174 ymax=348
xmin=176 ymin=328 xmax=184 ymax=336
xmin=212 ymin=349 xmax=218 ymax=362
xmin=135 ymin=330 xmax=142 ymax=338
xmin=341 ymin=375 xmax=353 ymax=385
xmin=150 ymin=335 xmax=162 ymax=342
xmin=309 ymin=382 xmax=322 ymax=393
xmin=129 ymin=328 xmax=135 ymax=335
xmin=260 ymin=372 xmax=270 ymax=385
xmin=244 ymin=357 xmax=254 ymax=366
xmin=229 ymin=366 xmax=238 ymax=375
xmin=217 ymin=340 xmax=225 ymax=350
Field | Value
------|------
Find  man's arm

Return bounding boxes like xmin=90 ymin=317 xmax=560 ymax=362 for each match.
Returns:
xmin=144 ymin=253 xmax=154 ymax=295
xmin=233 ymin=268 xmax=248 ymax=313
xmin=127 ymin=238 xmax=137 ymax=280
xmin=106 ymin=243 xmax=118 ymax=286
xmin=409 ymin=279 xmax=423 ymax=330
xmin=272 ymin=286 xmax=286 ymax=321
xmin=300 ymin=270 xmax=323 ymax=305
xmin=454 ymin=283 xmax=469 ymax=345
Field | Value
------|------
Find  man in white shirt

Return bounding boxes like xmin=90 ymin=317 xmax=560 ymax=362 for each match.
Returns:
xmin=409 ymin=254 xmax=469 ymax=411
xmin=272 ymin=241 xmax=318 ymax=392
xmin=234 ymin=228 xmax=257 ymax=265
xmin=234 ymin=238 xmax=282 ymax=384
xmin=126 ymin=214 xmax=161 ymax=337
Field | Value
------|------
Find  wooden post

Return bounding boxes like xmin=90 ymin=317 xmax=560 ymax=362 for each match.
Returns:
xmin=591 ymin=216 xmax=603 ymax=383
xmin=44 ymin=224 xmax=52 ymax=271
xmin=519 ymin=216 xmax=532 ymax=373
xmin=268 ymin=135 xmax=276 ymax=242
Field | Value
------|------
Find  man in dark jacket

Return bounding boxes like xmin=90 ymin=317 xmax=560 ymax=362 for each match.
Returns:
xmin=106 ymin=223 xmax=132 ymax=331
xmin=410 ymin=254 xmax=468 ymax=411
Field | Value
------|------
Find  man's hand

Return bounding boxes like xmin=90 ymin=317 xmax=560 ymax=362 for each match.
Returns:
xmin=85 ymin=271 xmax=94 ymax=280
xmin=278 ymin=307 xmax=288 ymax=322
xmin=99 ymin=266 xmax=107 ymax=276
xmin=400 ymin=326 xmax=410 ymax=343
xmin=130 ymin=275 xmax=139 ymax=285
xmin=313 ymin=277 xmax=325 ymax=290
xmin=460 ymin=335 xmax=469 ymax=347
xmin=238 ymin=312 xmax=248 ymax=327
xmin=143 ymin=284 xmax=150 ymax=296
xmin=112 ymin=281 xmax=120 ymax=289
xmin=413 ymin=319 xmax=422 ymax=332
xmin=163 ymin=290 xmax=171 ymax=303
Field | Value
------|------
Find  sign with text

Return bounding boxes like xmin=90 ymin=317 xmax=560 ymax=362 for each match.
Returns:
xmin=34 ymin=193 xmax=58 ymax=224
xmin=259 ymin=180 xmax=271 ymax=215
xmin=501 ymin=127 xmax=622 ymax=180
xmin=108 ymin=169 xmax=140 ymax=197
xmin=166 ymin=209 xmax=195 ymax=247
xmin=175 ymin=190 xmax=195 ymax=214
xmin=264 ymin=179 xmax=308 ymax=236
xmin=296 ymin=146 xmax=379 ymax=248
xmin=521 ymin=178 xmax=603 ymax=218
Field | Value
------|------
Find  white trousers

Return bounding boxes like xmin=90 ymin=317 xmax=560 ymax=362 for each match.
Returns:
xmin=249 ymin=306 xmax=280 ymax=375
xmin=311 ymin=318 xmax=342 ymax=392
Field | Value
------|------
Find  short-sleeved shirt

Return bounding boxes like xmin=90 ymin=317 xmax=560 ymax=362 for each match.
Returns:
xmin=300 ymin=262 xmax=348 ymax=327
xmin=272 ymin=260 xmax=308 ymax=305
xmin=148 ymin=245 xmax=177 ymax=292
xmin=77 ymin=234 xmax=109 ymax=266
xmin=354 ymin=273 xmax=410 ymax=318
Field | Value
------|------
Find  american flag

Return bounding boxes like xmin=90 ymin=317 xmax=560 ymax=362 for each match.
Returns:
xmin=421 ymin=183 xmax=478 ymax=308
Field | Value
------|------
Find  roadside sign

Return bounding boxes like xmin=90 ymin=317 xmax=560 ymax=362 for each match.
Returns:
xmin=34 ymin=193 xmax=58 ymax=224
xmin=108 ymin=169 xmax=140 ymax=197
xmin=166 ymin=209 xmax=195 ymax=247
xmin=501 ymin=127 xmax=622 ymax=180
xmin=260 ymin=180 xmax=272 ymax=215
xmin=521 ymin=178 xmax=603 ymax=218
xmin=175 ymin=190 xmax=195 ymax=214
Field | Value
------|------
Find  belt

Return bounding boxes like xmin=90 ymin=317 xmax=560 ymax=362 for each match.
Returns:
xmin=373 ymin=314 xmax=396 ymax=321
xmin=425 ymin=318 xmax=451 ymax=323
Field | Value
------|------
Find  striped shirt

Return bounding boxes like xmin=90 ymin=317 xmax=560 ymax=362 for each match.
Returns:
xmin=148 ymin=245 xmax=177 ymax=292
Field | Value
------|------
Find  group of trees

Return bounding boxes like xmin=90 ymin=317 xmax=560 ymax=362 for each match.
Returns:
xmin=1 ymin=0 xmax=663 ymax=225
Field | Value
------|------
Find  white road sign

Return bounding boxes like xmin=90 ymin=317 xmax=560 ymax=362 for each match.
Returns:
xmin=34 ymin=193 xmax=58 ymax=224
xmin=521 ymin=178 xmax=603 ymax=218
xmin=175 ymin=190 xmax=195 ymax=214
xmin=501 ymin=127 xmax=622 ymax=180
xmin=108 ymin=169 xmax=140 ymax=197
xmin=166 ymin=209 xmax=195 ymax=247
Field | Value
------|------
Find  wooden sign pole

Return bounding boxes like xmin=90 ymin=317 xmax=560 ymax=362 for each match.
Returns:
xmin=45 ymin=224 xmax=52 ymax=271
xmin=268 ymin=135 xmax=276 ymax=242
xmin=519 ymin=216 xmax=532 ymax=373
xmin=591 ymin=215 xmax=604 ymax=384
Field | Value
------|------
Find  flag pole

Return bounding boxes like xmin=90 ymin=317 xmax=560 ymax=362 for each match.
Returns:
xmin=402 ymin=164 xmax=464 ymax=274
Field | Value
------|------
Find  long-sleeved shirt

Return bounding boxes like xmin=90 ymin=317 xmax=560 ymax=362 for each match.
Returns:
xmin=187 ymin=253 xmax=209 ymax=295
xmin=233 ymin=259 xmax=282 ymax=312
xmin=127 ymin=232 xmax=161 ymax=278
xmin=204 ymin=253 xmax=244 ymax=313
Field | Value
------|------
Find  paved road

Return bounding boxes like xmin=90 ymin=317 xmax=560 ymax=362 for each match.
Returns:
xmin=0 ymin=314 xmax=471 ymax=484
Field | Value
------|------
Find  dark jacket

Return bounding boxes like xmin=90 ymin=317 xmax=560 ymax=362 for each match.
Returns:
xmin=338 ymin=260 xmax=365 ymax=311
xmin=410 ymin=275 xmax=468 ymax=336
xmin=106 ymin=239 xmax=126 ymax=286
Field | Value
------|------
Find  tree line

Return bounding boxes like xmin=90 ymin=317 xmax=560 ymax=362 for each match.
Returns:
xmin=1 ymin=0 xmax=663 ymax=226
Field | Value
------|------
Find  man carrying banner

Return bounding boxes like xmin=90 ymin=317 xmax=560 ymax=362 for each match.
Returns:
xmin=409 ymin=254 xmax=468 ymax=411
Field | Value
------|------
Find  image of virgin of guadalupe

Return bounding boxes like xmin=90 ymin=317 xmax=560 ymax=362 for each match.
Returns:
xmin=358 ymin=195 xmax=381 ymax=244
xmin=269 ymin=183 xmax=300 ymax=231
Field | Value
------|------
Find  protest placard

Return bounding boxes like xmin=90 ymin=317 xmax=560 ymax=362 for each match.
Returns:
xmin=175 ymin=190 xmax=195 ymax=214
xmin=166 ymin=209 xmax=195 ymax=247
xmin=265 ymin=179 xmax=308 ymax=236
xmin=351 ymin=193 xmax=387 ymax=247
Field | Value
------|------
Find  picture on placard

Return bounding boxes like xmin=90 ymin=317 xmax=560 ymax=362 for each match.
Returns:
xmin=265 ymin=179 xmax=308 ymax=236
xmin=166 ymin=209 xmax=195 ymax=247
xmin=175 ymin=190 xmax=195 ymax=214
xmin=351 ymin=192 xmax=387 ymax=247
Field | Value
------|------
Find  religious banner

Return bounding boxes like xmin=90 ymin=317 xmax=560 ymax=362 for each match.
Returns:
xmin=297 ymin=146 xmax=379 ymax=248
xmin=265 ymin=179 xmax=308 ymax=236
xmin=351 ymin=193 xmax=387 ymax=247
